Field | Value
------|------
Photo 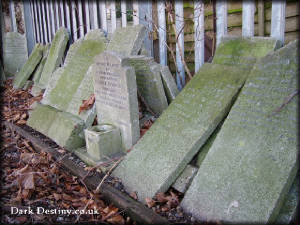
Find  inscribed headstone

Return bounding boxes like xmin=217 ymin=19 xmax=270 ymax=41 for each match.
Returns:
xmin=38 ymin=27 xmax=69 ymax=88
xmin=92 ymin=51 xmax=139 ymax=150
xmin=3 ymin=32 xmax=28 ymax=76
xmin=181 ymin=40 xmax=298 ymax=224
xmin=107 ymin=24 xmax=147 ymax=55
xmin=13 ymin=43 xmax=44 ymax=89
xmin=113 ymin=63 xmax=248 ymax=202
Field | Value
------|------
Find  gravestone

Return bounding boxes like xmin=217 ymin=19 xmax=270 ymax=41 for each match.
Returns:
xmin=13 ymin=43 xmax=44 ymax=89
xmin=37 ymin=27 xmax=69 ymax=89
xmin=113 ymin=63 xmax=248 ymax=202
xmin=159 ymin=65 xmax=179 ymax=103
xmin=32 ymin=44 xmax=50 ymax=84
xmin=92 ymin=51 xmax=139 ymax=150
xmin=0 ymin=60 xmax=5 ymax=86
xmin=181 ymin=40 xmax=298 ymax=223
xmin=107 ymin=24 xmax=147 ymax=55
xmin=3 ymin=32 xmax=28 ymax=76
xmin=125 ymin=56 xmax=168 ymax=115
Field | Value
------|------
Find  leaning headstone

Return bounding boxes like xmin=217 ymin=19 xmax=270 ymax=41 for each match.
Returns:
xmin=172 ymin=165 xmax=198 ymax=193
xmin=92 ymin=51 xmax=139 ymax=150
xmin=159 ymin=65 xmax=179 ymax=103
xmin=13 ymin=43 xmax=44 ymax=89
xmin=113 ymin=63 xmax=248 ymax=202
xmin=181 ymin=40 xmax=298 ymax=224
xmin=38 ymin=27 xmax=69 ymax=89
xmin=22 ymin=80 xmax=33 ymax=90
xmin=107 ymin=24 xmax=147 ymax=55
xmin=125 ymin=56 xmax=168 ymax=115
xmin=32 ymin=44 xmax=50 ymax=84
xmin=3 ymin=32 xmax=28 ymax=76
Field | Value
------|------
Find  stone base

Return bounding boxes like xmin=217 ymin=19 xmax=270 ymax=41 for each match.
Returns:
xmin=30 ymin=84 xmax=43 ymax=96
xmin=73 ymin=147 xmax=125 ymax=173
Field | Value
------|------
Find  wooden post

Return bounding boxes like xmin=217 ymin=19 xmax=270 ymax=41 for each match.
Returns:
xmin=37 ymin=0 xmax=45 ymax=43
xmin=9 ymin=0 xmax=17 ymax=32
xmin=0 ymin=0 xmax=4 ymax=61
xmin=121 ymin=0 xmax=127 ymax=27
xmin=59 ymin=0 xmax=65 ymax=27
xmin=99 ymin=1 xmax=107 ymax=32
xmin=271 ymin=0 xmax=286 ymax=45
xmin=71 ymin=1 xmax=77 ymax=41
xmin=194 ymin=0 xmax=204 ymax=73
xmin=49 ymin=0 xmax=56 ymax=35
xmin=23 ymin=0 xmax=36 ymax=54
xmin=157 ymin=0 xmax=167 ymax=65
xmin=41 ymin=0 xmax=49 ymax=43
xmin=133 ymin=0 xmax=139 ymax=25
xmin=84 ymin=0 xmax=91 ymax=32
xmin=175 ymin=0 xmax=185 ymax=90
xmin=216 ymin=0 xmax=227 ymax=46
xmin=45 ymin=0 xmax=52 ymax=41
xmin=31 ymin=0 xmax=40 ymax=43
xmin=65 ymin=0 xmax=71 ymax=37
xmin=55 ymin=0 xmax=59 ymax=30
xmin=78 ymin=0 xmax=84 ymax=37
xmin=139 ymin=0 xmax=153 ymax=56
xmin=242 ymin=0 xmax=255 ymax=37
xmin=91 ymin=0 xmax=98 ymax=29
xmin=258 ymin=0 xmax=264 ymax=36
xmin=110 ymin=1 xmax=117 ymax=33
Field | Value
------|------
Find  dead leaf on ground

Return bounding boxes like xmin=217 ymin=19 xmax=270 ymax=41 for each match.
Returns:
xmin=129 ymin=192 xmax=138 ymax=200
xmin=78 ymin=94 xmax=95 ymax=114
xmin=107 ymin=214 xmax=125 ymax=224
xmin=145 ymin=197 xmax=155 ymax=208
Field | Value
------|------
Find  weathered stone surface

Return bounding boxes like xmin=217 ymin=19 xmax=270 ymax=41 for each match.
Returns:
xmin=0 ymin=60 xmax=5 ymax=86
xmin=84 ymin=124 xmax=122 ymax=161
xmin=92 ymin=51 xmax=139 ymax=150
xmin=276 ymin=175 xmax=299 ymax=224
xmin=22 ymin=80 xmax=33 ymax=90
xmin=13 ymin=44 xmax=44 ymax=89
xmin=42 ymin=38 xmax=105 ymax=112
xmin=213 ymin=36 xmax=280 ymax=70
xmin=159 ymin=65 xmax=179 ymax=103
xmin=125 ymin=56 xmax=168 ymax=115
xmin=30 ymin=85 xmax=43 ymax=97
xmin=181 ymin=40 xmax=298 ymax=224
xmin=38 ymin=28 xmax=69 ymax=88
xmin=172 ymin=165 xmax=198 ymax=193
xmin=84 ymin=29 xmax=107 ymax=43
xmin=107 ymin=24 xmax=147 ymax=56
xmin=32 ymin=44 xmax=50 ymax=84
xmin=113 ymin=63 xmax=248 ymax=202
xmin=3 ymin=32 xmax=28 ymax=76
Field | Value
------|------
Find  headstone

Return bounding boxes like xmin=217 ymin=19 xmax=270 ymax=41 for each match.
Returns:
xmin=84 ymin=29 xmax=108 ymax=43
xmin=113 ymin=63 xmax=248 ymax=202
xmin=92 ymin=51 xmax=139 ymax=150
xmin=13 ymin=43 xmax=44 ymax=89
xmin=125 ymin=56 xmax=168 ymax=115
xmin=32 ymin=44 xmax=50 ymax=84
xmin=3 ymin=32 xmax=28 ymax=76
xmin=38 ymin=27 xmax=69 ymax=89
xmin=159 ymin=65 xmax=179 ymax=103
xmin=172 ymin=165 xmax=198 ymax=193
xmin=22 ymin=80 xmax=33 ymax=90
xmin=107 ymin=24 xmax=147 ymax=56
xmin=181 ymin=40 xmax=298 ymax=223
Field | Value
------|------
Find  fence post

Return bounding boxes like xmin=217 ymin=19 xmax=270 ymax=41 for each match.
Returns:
xmin=0 ymin=0 xmax=4 ymax=61
xmin=9 ymin=0 xmax=17 ymax=32
xmin=41 ymin=0 xmax=49 ymax=43
xmin=139 ymin=0 xmax=153 ymax=56
xmin=133 ymin=0 xmax=139 ymax=25
xmin=271 ymin=0 xmax=286 ymax=46
xmin=110 ymin=1 xmax=117 ymax=33
xmin=49 ymin=1 xmax=56 ymax=35
xmin=242 ymin=0 xmax=255 ymax=37
xmin=37 ymin=0 xmax=44 ymax=43
xmin=121 ymin=0 xmax=127 ymax=27
xmin=194 ymin=0 xmax=204 ymax=73
xmin=99 ymin=1 xmax=107 ymax=32
xmin=59 ymin=0 xmax=65 ymax=27
xmin=65 ymin=0 xmax=71 ymax=39
xmin=45 ymin=0 xmax=52 ymax=41
xmin=216 ymin=0 xmax=227 ymax=46
xmin=54 ymin=1 xmax=59 ymax=30
xmin=175 ymin=0 xmax=185 ymax=90
xmin=30 ymin=0 xmax=39 ymax=43
xmin=258 ymin=0 xmax=264 ymax=36
xmin=78 ymin=0 xmax=84 ymax=37
xmin=84 ymin=0 xmax=91 ymax=32
xmin=157 ymin=0 xmax=167 ymax=66
xmin=23 ymin=0 xmax=35 ymax=54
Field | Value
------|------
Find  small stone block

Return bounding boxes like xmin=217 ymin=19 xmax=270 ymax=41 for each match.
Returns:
xmin=159 ymin=65 xmax=179 ymax=103
xmin=85 ymin=124 xmax=122 ymax=161
xmin=172 ymin=165 xmax=198 ymax=193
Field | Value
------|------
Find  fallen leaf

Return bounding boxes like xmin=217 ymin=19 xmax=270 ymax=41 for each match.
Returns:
xmin=78 ymin=94 xmax=95 ymax=114
xmin=145 ymin=197 xmax=155 ymax=208
xmin=107 ymin=214 xmax=125 ymax=224
xmin=53 ymin=193 xmax=61 ymax=201
xmin=129 ymin=192 xmax=138 ymax=200
xmin=21 ymin=173 xmax=35 ymax=189
xmin=156 ymin=192 xmax=168 ymax=203
xmin=165 ymin=191 xmax=179 ymax=208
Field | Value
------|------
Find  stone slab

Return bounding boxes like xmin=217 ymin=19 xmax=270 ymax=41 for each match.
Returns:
xmin=92 ymin=51 xmax=140 ymax=150
xmin=22 ymin=80 xmax=33 ymax=90
xmin=3 ymin=32 xmax=28 ymax=76
xmin=159 ymin=65 xmax=179 ymax=103
xmin=38 ymin=27 xmax=69 ymax=88
xmin=113 ymin=63 xmax=248 ymax=203
xmin=0 ymin=60 xmax=5 ymax=86
xmin=13 ymin=43 xmax=44 ymax=89
xmin=125 ymin=56 xmax=168 ymax=115
xmin=32 ymin=44 xmax=50 ymax=84
xmin=213 ymin=36 xmax=280 ymax=70
xmin=172 ymin=165 xmax=198 ymax=193
xmin=107 ymin=24 xmax=147 ymax=56
xmin=181 ymin=40 xmax=298 ymax=224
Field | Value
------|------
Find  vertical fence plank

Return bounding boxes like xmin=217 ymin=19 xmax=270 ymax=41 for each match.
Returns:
xmin=0 ymin=0 xmax=4 ymax=61
xmin=194 ymin=0 xmax=204 ymax=73
xmin=23 ymin=0 xmax=35 ymax=54
xmin=59 ymin=0 xmax=65 ymax=27
xmin=139 ymin=0 xmax=153 ymax=55
xmin=91 ymin=0 xmax=98 ymax=29
xmin=49 ymin=1 xmax=56 ymax=35
xmin=78 ymin=0 xmax=84 ymax=37
xmin=9 ymin=0 xmax=17 ymax=32
xmin=37 ymin=0 xmax=45 ymax=43
xmin=100 ymin=1 xmax=107 ymax=32
xmin=216 ymin=0 xmax=227 ymax=46
xmin=157 ymin=1 xmax=167 ymax=65
xmin=71 ymin=1 xmax=78 ymax=41
xmin=271 ymin=0 xmax=286 ymax=45
xmin=85 ymin=0 xmax=91 ymax=32
xmin=121 ymin=0 xmax=127 ymax=27
xmin=65 ymin=0 xmax=71 ymax=37
xmin=175 ymin=0 xmax=185 ymax=90
xmin=31 ymin=0 xmax=40 ymax=42
xmin=45 ymin=0 xmax=52 ymax=41
xmin=55 ymin=0 xmax=60 ymax=30
xmin=41 ymin=0 xmax=49 ymax=43
xmin=258 ymin=0 xmax=264 ymax=36
xmin=110 ymin=1 xmax=117 ymax=33
xmin=242 ymin=0 xmax=255 ymax=37
xmin=133 ymin=0 xmax=139 ymax=25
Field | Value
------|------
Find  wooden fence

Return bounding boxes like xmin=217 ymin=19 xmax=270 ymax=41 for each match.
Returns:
xmin=2 ymin=0 xmax=289 ymax=90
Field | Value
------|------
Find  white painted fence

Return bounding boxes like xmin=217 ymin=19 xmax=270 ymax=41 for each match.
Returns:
xmin=3 ymin=0 xmax=286 ymax=90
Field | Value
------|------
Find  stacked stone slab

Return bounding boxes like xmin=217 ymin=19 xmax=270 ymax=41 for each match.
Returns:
xmin=113 ymin=36 xmax=280 ymax=203
xmin=27 ymin=31 xmax=105 ymax=150
xmin=159 ymin=65 xmax=179 ymax=103
xmin=13 ymin=44 xmax=44 ymax=89
xmin=3 ymin=32 xmax=28 ymax=76
xmin=181 ymin=40 xmax=298 ymax=223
